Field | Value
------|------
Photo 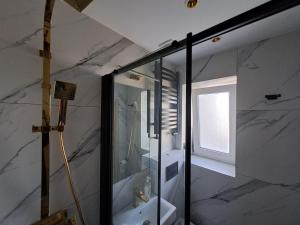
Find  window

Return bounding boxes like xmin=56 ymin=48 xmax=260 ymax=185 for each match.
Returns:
xmin=197 ymin=92 xmax=229 ymax=153
xmin=192 ymin=76 xmax=236 ymax=166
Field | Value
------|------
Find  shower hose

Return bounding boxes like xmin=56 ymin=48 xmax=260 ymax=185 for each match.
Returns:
xmin=58 ymin=132 xmax=86 ymax=225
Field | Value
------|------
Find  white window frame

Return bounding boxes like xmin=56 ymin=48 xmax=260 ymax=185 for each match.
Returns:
xmin=181 ymin=76 xmax=237 ymax=176
xmin=192 ymin=83 xmax=236 ymax=165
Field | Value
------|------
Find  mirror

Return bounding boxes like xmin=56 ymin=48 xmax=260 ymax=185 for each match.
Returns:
xmin=113 ymin=71 xmax=157 ymax=183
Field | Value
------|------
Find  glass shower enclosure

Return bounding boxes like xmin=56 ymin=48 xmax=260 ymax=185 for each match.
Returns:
xmin=100 ymin=2 xmax=298 ymax=225
xmin=112 ymin=61 xmax=161 ymax=225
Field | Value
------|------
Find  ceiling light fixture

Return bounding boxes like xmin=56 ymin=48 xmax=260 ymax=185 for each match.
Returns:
xmin=185 ymin=0 xmax=198 ymax=9
xmin=212 ymin=36 xmax=221 ymax=43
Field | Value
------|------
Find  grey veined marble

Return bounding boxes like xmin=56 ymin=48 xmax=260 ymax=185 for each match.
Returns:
xmin=0 ymin=103 xmax=101 ymax=225
xmin=0 ymin=0 xmax=147 ymax=224
xmin=189 ymin=30 xmax=300 ymax=225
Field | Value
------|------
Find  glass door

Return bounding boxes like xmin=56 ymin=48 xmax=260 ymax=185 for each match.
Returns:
xmin=112 ymin=61 xmax=161 ymax=225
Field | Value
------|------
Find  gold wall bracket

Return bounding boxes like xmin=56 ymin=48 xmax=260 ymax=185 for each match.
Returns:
xmin=39 ymin=49 xmax=52 ymax=59
xmin=32 ymin=125 xmax=64 ymax=133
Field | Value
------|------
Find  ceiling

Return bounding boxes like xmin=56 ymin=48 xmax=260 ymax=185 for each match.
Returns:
xmin=83 ymin=0 xmax=300 ymax=65
xmin=83 ymin=0 xmax=269 ymax=50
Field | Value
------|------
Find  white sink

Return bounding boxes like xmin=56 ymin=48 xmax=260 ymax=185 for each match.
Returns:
xmin=114 ymin=196 xmax=176 ymax=225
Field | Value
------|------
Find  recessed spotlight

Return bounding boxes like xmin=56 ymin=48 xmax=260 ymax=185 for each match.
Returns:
xmin=212 ymin=37 xmax=221 ymax=43
xmin=185 ymin=0 xmax=198 ymax=9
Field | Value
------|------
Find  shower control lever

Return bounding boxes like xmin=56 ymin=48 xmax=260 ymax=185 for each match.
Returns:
xmin=32 ymin=125 xmax=64 ymax=133
xmin=134 ymin=189 xmax=149 ymax=207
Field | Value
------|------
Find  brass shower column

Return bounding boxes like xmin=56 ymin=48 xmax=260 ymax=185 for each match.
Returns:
xmin=41 ymin=0 xmax=55 ymax=219
xmin=32 ymin=0 xmax=94 ymax=221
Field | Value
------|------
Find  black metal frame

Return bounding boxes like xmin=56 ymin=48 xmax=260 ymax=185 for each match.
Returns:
xmin=157 ymin=58 xmax=163 ymax=225
xmin=185 ymin=32 xmax=192 ymax=224
xmin=100 ymin=1 xmax=300 ymax=224
xmin=100 ymin=75 xmax=114 ymax=225
xmin=147 ymin=89 xmax=151 ymax=136
xmin=154 ymin=61 xmax=161 ymax=136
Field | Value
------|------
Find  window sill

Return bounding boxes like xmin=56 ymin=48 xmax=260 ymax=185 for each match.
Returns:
xmin=191 ymin=155 xmax=236 ymax=177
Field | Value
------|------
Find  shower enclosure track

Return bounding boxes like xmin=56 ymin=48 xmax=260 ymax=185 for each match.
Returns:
xmin=106 ymin=0 xmax=300 ymax=76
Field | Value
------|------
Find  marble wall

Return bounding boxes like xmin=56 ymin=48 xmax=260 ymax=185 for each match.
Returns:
xmin=113 ymin=83 xmax=147 ymax=182
xmin=176 ymin=30 xmax=300 ymax=225
xmin=0 ymin=1 xmax=147 ymax=225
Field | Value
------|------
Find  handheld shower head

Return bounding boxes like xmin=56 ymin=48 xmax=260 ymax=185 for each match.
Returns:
xmin=54 ymin=81 xmax=76 ymax=126
xmin=54 ymin=81 xmax=86 ymax=225
xmin=54 ymin=81 xmax=76 ymax=100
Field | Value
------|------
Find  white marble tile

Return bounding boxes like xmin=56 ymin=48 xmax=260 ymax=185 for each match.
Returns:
xmin=186 ymin=30 xmax=300 ymax=225
xmin=191 ymin=179 xmax=300 ymax=225
xmin=191 ymin=166 xmax=252 ymax=204
xmin=0 ymin=41 xmax=126 ymax=106
xmin=63 ymin=191 xmax=100 ymax=225
xmin=236 ymin=109 xmax=300 ymax=184
xmin=160 ymin=150 xmax=184 ymax=201
xmin=0 ymin=103 xmax=100 ymax=224
xmin=0 ymin=187 xmax=41 ymax=225
xmin=0 ymin=0 xmax=44 ymax=51
xmin=49 ymin=105 xmax=101 ymax=206
xmin=237 ymin=30 xmax=300 ymax=110
xmin=0 ymin=47 xmax=41 ymax=103
xmin=0 ymin=104 xmax=41 ymax=177
xmin=0 ymin=104 xmax=41 ymax=224
xmin=170 ymin=165 xmax=185 ymax=219
xmin=141 ymin=150 xmax=184 ymax=200
xmin=178 ymin=49 xmax=237 ymax=84
xmin=0 ymin=1 xmax=149 ymax=224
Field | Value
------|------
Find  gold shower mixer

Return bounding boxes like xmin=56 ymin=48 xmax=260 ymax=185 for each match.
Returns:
xmin=30 ymin=210 xmax=76 ymax=225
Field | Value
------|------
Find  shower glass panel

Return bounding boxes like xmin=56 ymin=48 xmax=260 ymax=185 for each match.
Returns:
xmin=112 ymin=61 xmax=160 ymax=225
xmin=160 ymin=49 xmax=187 ymax=225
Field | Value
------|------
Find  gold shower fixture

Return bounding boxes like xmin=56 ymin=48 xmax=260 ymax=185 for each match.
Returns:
xmin=54 ymin=81 xmax=77 ymax=128
xmin=185 ymin=0 xmax=198 ymax=9
xmin=212 ymin=36 xmax=221 ymax=43
xmin=31 ymin=0 xmax=93 ymax=224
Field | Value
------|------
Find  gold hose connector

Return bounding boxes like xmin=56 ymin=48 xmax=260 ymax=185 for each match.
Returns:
xmin=58 ymin=132 xmax=86 ymax=225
